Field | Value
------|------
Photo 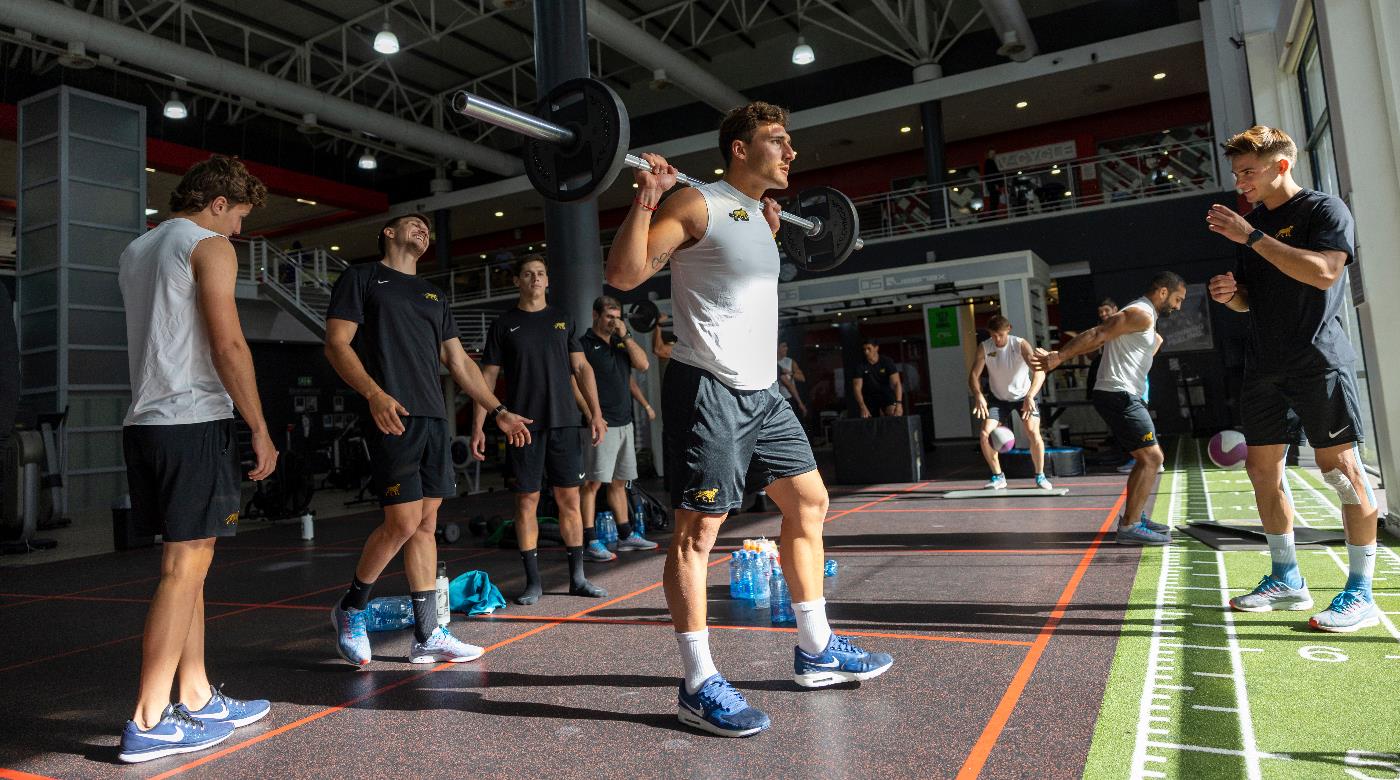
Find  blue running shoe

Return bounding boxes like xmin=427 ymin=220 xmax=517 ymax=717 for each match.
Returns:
xmin=331 ymin=602 xmax=371 ymax=667
xmin=1230 ymin=574 xmax=1311 ymax=612
xmin=186 ymin=684 xmax=270 ymax=728
xmin=118 ymin=704 xmax=233 ymax=764
xmin=984 ymin=474 xmax=1006 ymax=490
xmin=793 ymin=633 xmax=894 ymax=688
xmin=617 ymin=533 xmax=658 ymax=551
xmin=410 ymin=626 xmax=484 ymax=664
xmin=677 ymin=674 xmax=771 ymax=738
xmin=1140 ymin=512 xmax=1170 ymax=534
xmin=584 ymin=539 xmax=616 ymax=562
xmin=1034 ymin=474 xmax=1054 ymax=490
xmin=1115 ymin=520 xmax=1170 ymax=546
xmin=1310 ymin=589 xmax=1381 ymax=633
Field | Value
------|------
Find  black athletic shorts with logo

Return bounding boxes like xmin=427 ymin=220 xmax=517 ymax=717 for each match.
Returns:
xmin=1092 ymin=390 xmax=1158 ymax=455
xmin=987 ymin=394 xmax=1039 ymax=424
xmin=123 ymin=419 xmax=241 ymax=542
xmin=663 ymin=360 xmax=818 ymax=514
xmin=368 ymin=416 xmax=454 ymax=506
xmin=508 ymin=426 xmax=584 ymax=493
xmin=1240 ymin=367 xmax=1363 ymax=448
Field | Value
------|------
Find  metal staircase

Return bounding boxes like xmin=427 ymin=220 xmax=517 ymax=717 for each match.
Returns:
xmin=244 ymin=240 xmax=345 ymax=339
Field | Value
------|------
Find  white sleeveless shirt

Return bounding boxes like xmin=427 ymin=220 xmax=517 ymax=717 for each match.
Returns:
xmin=669 ymin=180 xmax=780 ymax=390
xmin=980 ymin=334 xmax=1032 ymax=401
xmin=1095 ymin=297 xmax=1157 ymax=397
xmin=120 ymin=218 xmax=234 ymax=425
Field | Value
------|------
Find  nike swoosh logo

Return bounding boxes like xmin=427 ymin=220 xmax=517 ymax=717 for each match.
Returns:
xmin=680 ymin=701 xmax=704 ymax=717
xmin=377 ymin=280 xmax=390 ymax=284
xmin=578 ymin=473 xmax=585 ymax=479
xmin=1329 ymin=425 xmax=1351 ymax=438
xmin=201 ymin=702 xmax=229 ymax=719
xmin=806 ymin=659 xmax=841 ymax=668
xmin=144 ymin=726 xmax=187 ymax=743
xmin=509 ymin=326 xmax=520 ymax=332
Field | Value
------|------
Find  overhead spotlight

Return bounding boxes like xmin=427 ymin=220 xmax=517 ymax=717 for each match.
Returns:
xmin=58 ymin=41 xmax=96 ymax=69
xmin=144 ymin=207 xmax=158 ymax=216
xmin=947 ymin=168 xmax=956 ymax=174
xmin=632 ymin=182 xmax=639 ymax=188
xmin=451 ymin=160 xmax=471 ymax=178
xmin=899 ymin=126 xmax=912 ymax=134
xmin=296 ymin=198 xmax=318 ymax=205
xmin=1015 ymin=100 xmax=1028 ymax=109
xmin=970 ymin=196 xmax=985 ymax=211
xmin=163 ymin=91 xmax=188 ymax=120
xmin=791 ymin=36 xmax=815 ymax=66
xmin=1063 ymin=190 xmax=1072 ymax=197
xmin=714 ymin=168 xmax=724 ymax=175
xmin=648 ymin=69 xmax=672 ymax=91
xmin=144 ymin=167 xmax=156 ymax=173
xmin=494 ymin=211 xmax=504 ymax=218
xmin=1153 ymin=72 xmax=1167 ymax=80
xmin=330 ymin=245 xmax=341 ymax=251
xmin=480 ymin=253 xmax=487 ymax=259
xmin=297 ymin=113 xmax=322 ymax=135
xmin=357 ymin=150 xmax=378 ymax=170
xmin=374 ymin=21 xmax=400 ymax=54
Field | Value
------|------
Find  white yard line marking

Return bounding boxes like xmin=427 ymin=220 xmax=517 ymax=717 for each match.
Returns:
xmin=1146 ymin=742 xmax=1291 ymax=760
xmin=1192 ymin=704 xmax=1241 ymax=713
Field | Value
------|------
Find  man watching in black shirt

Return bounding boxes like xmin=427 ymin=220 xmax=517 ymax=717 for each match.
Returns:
xmin=852 ymin=340 xmax=903 ymax=418
xmin=578 ymin=296 xmax=658 ymax=562
xmin=472 ymin=255 xmax=609 ymax=605
xmin=1206 ymin=126 xmax=1379 ymax=633
xmin=326 ymin=213 xmax=531 ymax=667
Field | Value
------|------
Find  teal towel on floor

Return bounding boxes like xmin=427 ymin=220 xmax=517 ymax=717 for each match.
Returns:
xmin=448 ymin=570 xmax=507 ymax=615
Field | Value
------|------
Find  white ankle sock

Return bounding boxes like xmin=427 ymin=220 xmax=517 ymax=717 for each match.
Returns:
xmin=794 ymin=598 xmax=832 ymax=654
xmin=676 ymin=629 xmax=718 ymax=694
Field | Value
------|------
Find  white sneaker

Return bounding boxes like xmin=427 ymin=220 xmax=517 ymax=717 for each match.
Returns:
xmin=617 ymin=533 xmax=658 ymax=551
xmin=983 ymin=474 xmax=1007 ymax=490
xmin=409 ymin=626 xmax=483 ymax=663
xmin=1034 ymin=474 xmax=1054 ymax=490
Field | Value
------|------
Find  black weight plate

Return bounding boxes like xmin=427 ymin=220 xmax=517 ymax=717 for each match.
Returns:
xmin=778 ymin=186 xmax=860 ymax=272
xmin=625 ymin=299 xmax=659 ymax=333
xmin=440 ymin=522 xmax=462 ymax=544
xmin=524 ymin=78 xmax=631 ymax=202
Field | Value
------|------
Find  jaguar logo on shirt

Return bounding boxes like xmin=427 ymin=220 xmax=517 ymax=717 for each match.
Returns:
xmin=1141 ymin=431 xmax=1155 ymax=443
xmin=728 ymin=208 xmax=750 ymax=222
xmin=554 ymin=322 xmax=567 ymax=330
xmin=689 ymin=487 xmax=720 ymax=504
xmin=224 ymin=512 xmax=238 ymax=526
xmin=423 ymin=292 xmax=440 ymax=301
xmin=1275 ymin=226 xmax=1294 ymax=239
xmin=385 ymin=483 xmax=402 ymax=497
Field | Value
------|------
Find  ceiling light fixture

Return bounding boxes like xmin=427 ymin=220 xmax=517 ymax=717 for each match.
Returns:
xmin=494 ymin=211 xmax=504 ymax=218
xmin=357 ymin=150 xmax=378 ymax=170
xmin=899 ymin=126 xmax=912 ymax=134
xmin=714 ymin=168 xmax=724 ymax=175
xmin=791 ymin=36 xmax=815 ymax=66
xmin=163 ymin=91 xmax=188 ymax=120
xmin=1153 ymin=72 xmax=1167 ymax=80
xmin=144 ymin=208 xmax=158 ymax=216
xmin=1015 ymin=100 xmax=1028 ymax=109
xmin=374 ymin=13 xmax=400 ymax=55
xmin=330 ymin=245 xmax=341 ymax=251
xmin=145 ymin=167 xmax=156 ymax=173
xmin=296 ymin=198 xmax=317 ymax=205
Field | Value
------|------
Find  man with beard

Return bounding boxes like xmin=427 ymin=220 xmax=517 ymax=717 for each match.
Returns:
xmin=1032 ymin=271 xmax=1186 ymax=545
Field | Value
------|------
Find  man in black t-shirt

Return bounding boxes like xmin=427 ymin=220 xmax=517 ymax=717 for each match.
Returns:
xmin=578 ymin=296 xmax=657 ymax=562
xmin=1207 ymin=126 xmax=1380 ymax=634
xmin=326 ymin=213 xmax=531 ymax=668
xmin=472 ymin=256 xmax=609 ymax=605
xmin=852 ymin=340 xmax=903 ymax=418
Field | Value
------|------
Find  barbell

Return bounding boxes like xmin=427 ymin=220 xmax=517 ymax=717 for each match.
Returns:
xmin=450 ymin=77 xmax=863 ymax=272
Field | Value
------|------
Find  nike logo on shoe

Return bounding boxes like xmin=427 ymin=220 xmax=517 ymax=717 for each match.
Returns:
xmin=200 ymin=702 xmax=229 ymax=719
xmin=377 ymin=280 xmax=390 ymax=284
xmin=1329 ymin=425 xmax=1351 ymax=438
xmin=509 ymin=326 xmax=521 ymax=332
xmin=143 ymin=726 xmax=187 ymax=743
xmin=807 ymin=659 xmax=841 ymax=668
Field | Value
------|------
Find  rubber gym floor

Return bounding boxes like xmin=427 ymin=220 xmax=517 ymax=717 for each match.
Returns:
xmin=0 ymin=437 xmax=1395 ymax=780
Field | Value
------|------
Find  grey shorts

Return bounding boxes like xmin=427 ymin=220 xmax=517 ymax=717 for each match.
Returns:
xmin=585 ymin=421 xmax=638 ymax=483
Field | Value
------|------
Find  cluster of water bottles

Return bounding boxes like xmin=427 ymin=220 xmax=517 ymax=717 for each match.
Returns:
xmin=594 ymin=494 xmax=647 ymax=550
xmin=363 ymin=561 xmax=452 ymax=633
xmin=729 ymin=538 xmax=838 ymax=626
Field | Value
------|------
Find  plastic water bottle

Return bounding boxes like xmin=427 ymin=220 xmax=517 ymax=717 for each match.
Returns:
xmin=435 ymin=561 xmax=450 ymax=628
xmin=751 ymin=552 xmax=771 ymax=609
xmin=729 ymin=551 xmax=743 ymax=599
xmin=365 ymin=595 xmax=415 ymax=632
xmin=770 ymin=566 xmax=795 ymax=625
xmin=597 ymin=511 xmax=617 ymax=550
xmin=824 ymin=559 xmax=838 ymax=577
xmin=631 ymin=492 xmax=647 ymax=537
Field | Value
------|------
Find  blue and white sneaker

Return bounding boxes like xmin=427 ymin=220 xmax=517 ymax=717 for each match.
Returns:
xmin=617 ymin=533 xmax=658 ymax=551
xmin=584 ymin=540 xmax=617 ymax=562
xmin=1034 ymin=474 xmax=1054 ymax=490
xmin=793 ymin=633 xmax=894 ymax=688
xmin=677 ymin=674 xmax=771 ymax=738
xmin=331 ymin=602 xmax=371 ymax=667
xmin=1140 ymin=512 xmax=1170 ymax=534
xmin=410 ymin=626 xmax=484 ymax=663
xmin=186 ymin=684 xmax=270 ymax=728
xmin=1115 ymin=520 xmax=1171 ymax=546
xmin=984 ymin=474 xmax=1007 ymax=491
xmin=1230 ymin=575 xmax=1312 ymax=612
xmin=1309 ymin=589 xmax=1381 ymax=633
xmin=118 ymin=704 xmax=233 ymax=763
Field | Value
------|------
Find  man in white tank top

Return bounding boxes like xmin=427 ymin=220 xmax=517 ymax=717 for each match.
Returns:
xmin=1033 ymin=272 xmax=1186 ymax=547
xmin=116 ymin=157 xmax=277 ymax=762
xmin=606 ymin=102 xmax=892 ymax=738
xmin=967 ymin=314 xmax=1050 ymax=490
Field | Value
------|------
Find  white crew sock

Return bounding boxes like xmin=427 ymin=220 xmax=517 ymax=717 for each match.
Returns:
xmin=676 ymin=629 xmax=718 ymax=694
xmin=1346 ymin=542 xmax=1377 ymax=593
xmin=1264 ymin=531 xmax=1299 ymax=583
xmin=794 ymin=598 xmax=832 ymax=654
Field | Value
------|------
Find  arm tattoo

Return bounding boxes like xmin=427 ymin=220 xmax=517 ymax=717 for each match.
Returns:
xmin=649 ymin=251 xmax=671 ymax=271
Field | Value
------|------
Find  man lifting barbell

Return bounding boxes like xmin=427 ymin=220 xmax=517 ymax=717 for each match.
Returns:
xmin=605 ymin=101 xmax=893 ymax=739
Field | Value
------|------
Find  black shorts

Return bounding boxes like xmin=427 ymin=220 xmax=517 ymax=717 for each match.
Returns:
xmin=1092 ymin=390 xmax=1158 ymax=455
xmin=987 ymin=395 xmax=1038 ymax=424
xmin=1241 ymin=367 xmax=1363 ymax=448
xmin=123 ymin=419 xmax=241 ymax=543
xmin=368 ymin=416 xmax=453 ymax=506
xmin=508 ymin=426 xmax=584 ymax=493
xmin=663 ymin=360 xmax=818 ymax=514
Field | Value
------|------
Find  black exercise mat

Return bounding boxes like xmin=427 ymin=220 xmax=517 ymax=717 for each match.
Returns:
xmin=1182 ymin=521 xmax=1345 ymax=551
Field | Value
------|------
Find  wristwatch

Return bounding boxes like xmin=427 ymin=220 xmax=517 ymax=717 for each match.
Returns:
xmin=488 ymin=403 xmax=507 ymax=420
xmin=1245 ymin=228 xmax=1266 ymax=247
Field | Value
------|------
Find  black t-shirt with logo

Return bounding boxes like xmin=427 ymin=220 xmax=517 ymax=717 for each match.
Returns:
xmin=326 ymin=262 xmax=457 ymax=419
xmin=482 ymin=305 xmax=582 ymax=431
xmin=1236 ymin=189 xmax=1357 ymax=374
xmin=856 ymin=355 xmax=899 ymax=407
xmin=581 ymin=328 xmax=634 ymax=427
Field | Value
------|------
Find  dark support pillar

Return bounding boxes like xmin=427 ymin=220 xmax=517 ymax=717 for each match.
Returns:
xmin=434 ymin=208 xmax=452 ymax=269
xmin=534 ymin=0 xmax=604 ymax=329
xmin=913 ymin=63 xmax=947 ymax=229
xmin=838 ymin=321 xmax=865 ymax=418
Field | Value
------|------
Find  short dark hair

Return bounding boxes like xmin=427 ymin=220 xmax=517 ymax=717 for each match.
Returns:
xmin=1222 ymin=125 xmax=1297 ymax=163
xmin=861 ymin=339 xmax=877 ymax=348
xmin=593 ymin=295 xmax=621 ymax=314
xmin=169 ymin=156 xmax=267 ymax=213
xmin=513 ymin=254 xmax=547 ymax=276
xmin=1147 ymin=270 xmax=1186 ymax=294
xmin=987 ymin=314 xmax=1012 ymax=332
xmin=376 ymin=212 xmax=430 ymax=256
xmin=1098 ymin=297 xmax=1118 ymax=309
xmin=718 ymin=101 xmax=790 ymax=166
